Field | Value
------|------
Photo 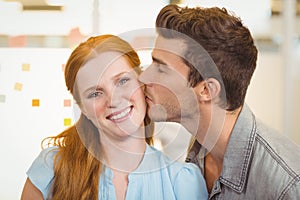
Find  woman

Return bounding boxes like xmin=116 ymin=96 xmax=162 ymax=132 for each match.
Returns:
xmin=21 ymin=35 xmax=207 ymax=200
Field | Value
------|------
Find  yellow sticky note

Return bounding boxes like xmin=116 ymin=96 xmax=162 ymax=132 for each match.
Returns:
xmin=64 ymin=118 xmax=72 ymax=126
xmin=14 ymin=82 xmax=23 ymax=91
xmin=32 ymin=99 xmax=40 ymax=107
xmin=64 ymin=99 xmax=71 ymax=107
xmin=22 ymin=63 xmax=30 ymax=71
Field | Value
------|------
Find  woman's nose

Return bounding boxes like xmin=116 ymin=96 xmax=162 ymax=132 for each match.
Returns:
xmin=106 ymin=90 xmax=121 ymax=108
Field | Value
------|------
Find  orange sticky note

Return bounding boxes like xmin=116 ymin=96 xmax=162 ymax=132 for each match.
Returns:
xmin=0 ymin=94 xmax=6 ymax=103
xmin=67 ymin=27 xmax=85 ymax=47
xmin=14 ymin=82 xmax=23 ymax=91
xmin=22 ymin=63 xmax=30 ymax=71
xmin=62 ymin=64 xmax=66 ymax=72
xmin=8 ymin=35 xmax=27 ymax=47
xmin=64 ymin=118 xmax=72 ymax=126
xmin=64 ymin=99 xmax=71 ymax=107
xmin=32 ymin=99 xmax=40 ymax=107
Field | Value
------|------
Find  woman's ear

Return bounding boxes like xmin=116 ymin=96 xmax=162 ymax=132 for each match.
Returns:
xmin=194 ymin=78 xmax=221 ymax=101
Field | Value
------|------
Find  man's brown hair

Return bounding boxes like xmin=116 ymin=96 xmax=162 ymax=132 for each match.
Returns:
xmin=156 ymin=4 xmax=258 ymax=111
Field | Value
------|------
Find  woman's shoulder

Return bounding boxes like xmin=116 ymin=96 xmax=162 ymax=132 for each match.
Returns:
xmin=26 ymin=146 xmax=59 ymax=199
xmin=171 ymin=161 xmax=208 ymax=199
xmin=146 ymin=145 xmax=208 ymax=199
xmin=27 ymin=146 xmax=59 ymax=175
xmin=39 ymin=146 xmax=59 ymax=157
xmin=35 ymin=146 xmax=59 ymax=167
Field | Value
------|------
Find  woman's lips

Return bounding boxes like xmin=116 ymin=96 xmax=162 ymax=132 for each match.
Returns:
xmin=107 ymin=106 xmax=133 ymax=122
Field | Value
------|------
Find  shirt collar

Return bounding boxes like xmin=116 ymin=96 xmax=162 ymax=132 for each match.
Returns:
xmin=103 ymin=144 xmax=164 ymax=177
xmin=220 ymin=104 xmax=257 ymax=192
xmin=186 ymin=104 xmax=257 ymax=193
xmin=132 ymin=144 xmax=166 ymax=174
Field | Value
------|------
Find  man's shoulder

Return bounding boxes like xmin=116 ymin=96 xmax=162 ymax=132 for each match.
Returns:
xmin=254 ymin=120 xmax=300 ymax=175
xmin=247 ymin=120 xmax=300 ymax=198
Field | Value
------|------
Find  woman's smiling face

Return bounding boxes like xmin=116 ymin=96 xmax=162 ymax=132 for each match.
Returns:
xmin=76 ymin=51 xmax=146 ymax=140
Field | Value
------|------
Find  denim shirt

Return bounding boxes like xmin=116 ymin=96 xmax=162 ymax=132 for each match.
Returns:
xmin=186 ymin=104 xmax=300 ymax=199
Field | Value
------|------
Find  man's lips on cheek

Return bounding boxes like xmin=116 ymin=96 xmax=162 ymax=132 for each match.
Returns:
xmin=144 ymin=92 xmax=152 ymax=101
xmin=145 ymin=95 xmax=153 ymax=103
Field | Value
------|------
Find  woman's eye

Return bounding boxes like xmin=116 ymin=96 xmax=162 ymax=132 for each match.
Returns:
xmin=88 ymin=91 xmax=102 ymax=99
xmin=118 ymin=77 xmax=130 ymax=86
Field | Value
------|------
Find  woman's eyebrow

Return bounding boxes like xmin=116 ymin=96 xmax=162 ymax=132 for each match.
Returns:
xmin=112 ymin=71 xmax=129 ymax=80
xmin=83 ymin=85 xmax=103 ymax=96
xmin=83 ymin=71 xmax=132 ymax=95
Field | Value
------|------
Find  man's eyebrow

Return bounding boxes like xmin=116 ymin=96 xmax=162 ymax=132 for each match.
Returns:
xmin=152 ymin=56 xmax=167 ymax=65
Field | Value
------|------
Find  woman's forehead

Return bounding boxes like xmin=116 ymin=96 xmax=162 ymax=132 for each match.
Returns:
xmin=75 ymin=53 xmax=134 ymax=90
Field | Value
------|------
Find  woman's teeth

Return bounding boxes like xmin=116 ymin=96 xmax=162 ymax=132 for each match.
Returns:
xmin=109 ymin=107 xmax=131 ymax=120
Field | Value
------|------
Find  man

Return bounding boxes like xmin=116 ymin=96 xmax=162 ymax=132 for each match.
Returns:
xmin=139 ymin=4 xmax=300 ymax=199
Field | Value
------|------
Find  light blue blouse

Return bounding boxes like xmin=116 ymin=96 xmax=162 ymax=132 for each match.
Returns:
xmin=27 ymin=144 xmax=208 ymax=200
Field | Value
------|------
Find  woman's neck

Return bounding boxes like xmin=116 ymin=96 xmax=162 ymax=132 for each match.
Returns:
xmin=100 ymin=129 xmax=147 ymax=173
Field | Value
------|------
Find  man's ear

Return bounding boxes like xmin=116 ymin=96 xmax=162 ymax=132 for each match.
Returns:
xmin=194 ymin=78 xmax=221 ymax=101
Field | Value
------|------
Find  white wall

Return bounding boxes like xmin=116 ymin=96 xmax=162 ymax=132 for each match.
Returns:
xmin=185 ymin=0 xmax=272 ymax=36
xmin=0 ymin=1 xmax=300 ymax=199
xmin=0 ymin=0 xmax=94 ymax=35
xmin=0 ymin=48 xmax=73 ymax=200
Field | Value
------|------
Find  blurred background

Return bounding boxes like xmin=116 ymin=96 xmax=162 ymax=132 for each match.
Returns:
xmin=0 ymin=0 xmax=300 ymax=199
